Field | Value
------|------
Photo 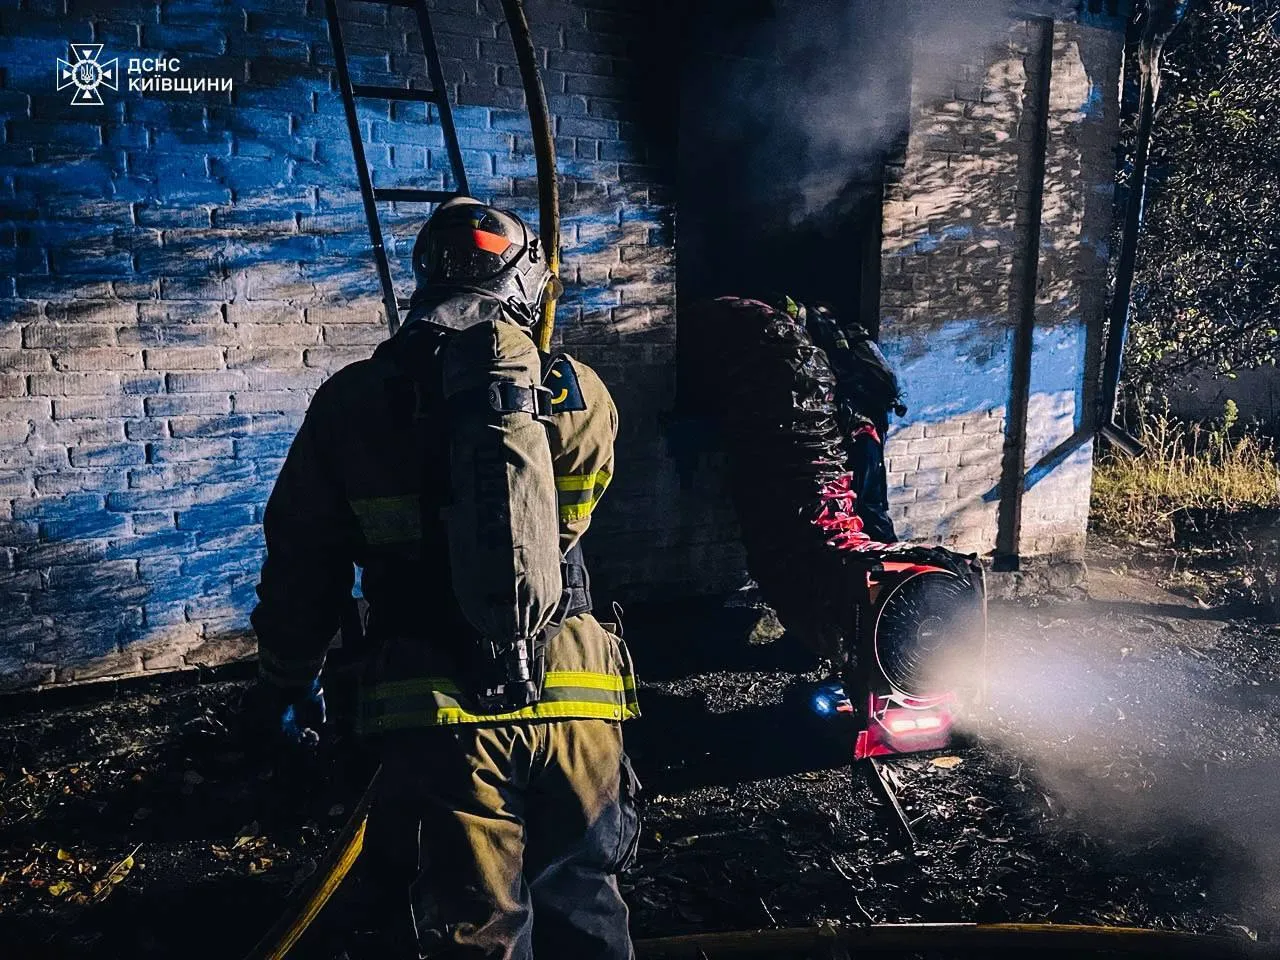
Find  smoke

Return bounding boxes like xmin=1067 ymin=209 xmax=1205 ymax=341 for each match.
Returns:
xmin=940 ymin=613 xmax=1280 ymax=926
xmin=684 ymin=0 xmax=1018 ymax=228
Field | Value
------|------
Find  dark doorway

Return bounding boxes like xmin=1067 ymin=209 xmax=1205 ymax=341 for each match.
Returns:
xmin=675 ymin=0 xmax=908 ymax=341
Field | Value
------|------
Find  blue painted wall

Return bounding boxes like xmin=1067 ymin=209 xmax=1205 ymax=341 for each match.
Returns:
xmin=876 ymin=15 xmax=1123 ymax=560
xmin=0 ymin=0 xmax=682 ymax=689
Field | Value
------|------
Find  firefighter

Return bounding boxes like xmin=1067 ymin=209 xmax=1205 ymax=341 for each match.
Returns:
xmin=251 ymin=197 xmax=641 ymax=960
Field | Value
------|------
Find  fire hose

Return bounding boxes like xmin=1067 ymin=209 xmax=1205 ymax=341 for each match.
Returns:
xmin=498 ymin=0 xmax=560 ymax=353
xmin=241 ymin=769 xmax=379 ymax=960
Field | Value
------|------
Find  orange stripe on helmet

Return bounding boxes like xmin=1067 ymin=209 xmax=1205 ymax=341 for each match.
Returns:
xmin=472 ymin=229 xmax=511 ymax=255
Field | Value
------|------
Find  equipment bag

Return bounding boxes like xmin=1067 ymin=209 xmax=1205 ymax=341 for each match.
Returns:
xmin=438 ymin=317 xmax=564 ymax=712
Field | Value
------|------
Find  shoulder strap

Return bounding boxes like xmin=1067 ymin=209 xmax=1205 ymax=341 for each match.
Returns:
xmin=561 ymin=540 xmax=592 ymax=618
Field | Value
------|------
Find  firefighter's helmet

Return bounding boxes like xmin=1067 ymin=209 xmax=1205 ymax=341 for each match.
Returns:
xmin=412 ymin=197 xmax=562 ymax=327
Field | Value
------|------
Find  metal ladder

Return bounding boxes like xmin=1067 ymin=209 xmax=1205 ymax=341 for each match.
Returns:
xmin=323 ymin=0 xmax=472 ymax=334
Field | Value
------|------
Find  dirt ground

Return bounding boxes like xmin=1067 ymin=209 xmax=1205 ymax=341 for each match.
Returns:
xmin=1 ymin=534 xmax=1277 ymax=957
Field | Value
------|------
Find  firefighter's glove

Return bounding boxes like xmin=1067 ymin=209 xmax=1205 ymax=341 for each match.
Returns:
xmin=268 ymin=677 xmax=326 ymax=748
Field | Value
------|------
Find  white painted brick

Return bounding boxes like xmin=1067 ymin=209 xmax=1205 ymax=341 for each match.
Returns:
xmin=28 ymin=373 xmax=121 ymax=396
xmin=0 ymin=350 xmax=54 ymax=372
xmin=887 ymin=455 xmax=920 ymax=473
xmin=227 ymin=302 xmax=305 ymax=324
xmin=143 ymin=347 xmax=225 ymax=371
xmin=167 ymin=371 xmax=249 ymax=393
xmin=236 ymin=324 xmax=323 ymax=347
xmin=53 ymin=396 xmax=145 ymax=420
xmin=921 ymin=421 xmax=963 ymax=438
xmin=905 ymin=437 xmax=949 ymax=455
xmin=231 ymin=391 xmax=312 ymax=414
xmin=916 ymin=453 xmax=954 ymax=471
xmin=52 ymin=349 xmax=142 ymax=371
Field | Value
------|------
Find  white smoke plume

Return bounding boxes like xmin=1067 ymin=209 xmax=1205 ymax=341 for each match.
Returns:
xmin=943 ymin=610 xmax=1280 ymax=927
xmin=684 ymin=0 xmax=1021 ymax=227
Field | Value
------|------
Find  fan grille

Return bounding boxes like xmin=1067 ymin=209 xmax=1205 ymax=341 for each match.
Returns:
xmin=875 ymin=569 xmax=982 ymax=699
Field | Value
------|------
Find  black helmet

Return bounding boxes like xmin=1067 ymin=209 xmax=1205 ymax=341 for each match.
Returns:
xmin=411 ymin=197 xmax=562 ymax=327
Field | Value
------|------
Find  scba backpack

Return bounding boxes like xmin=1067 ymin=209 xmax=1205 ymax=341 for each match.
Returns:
xmin=439 ymin=316 xmax=566 ymax=712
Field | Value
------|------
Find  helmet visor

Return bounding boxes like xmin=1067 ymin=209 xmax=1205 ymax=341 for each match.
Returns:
xmin=423 ymin=226 xmax=518 ymax=285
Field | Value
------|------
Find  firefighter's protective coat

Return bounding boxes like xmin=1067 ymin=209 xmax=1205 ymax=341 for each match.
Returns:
xmin=439 ymin=319 xmax=562 ymax=651
xmin=251 ymin=292 xmax=637 ymax=729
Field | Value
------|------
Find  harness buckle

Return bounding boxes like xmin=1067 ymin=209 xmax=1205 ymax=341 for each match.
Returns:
xmin=486 ymin=380 xmax=551 ymax=417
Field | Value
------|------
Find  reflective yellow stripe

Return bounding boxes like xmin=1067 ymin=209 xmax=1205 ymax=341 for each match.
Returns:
xmin=555 ymin=469 xmax=611 ymax=523
xmin=555 ymin=469 xmax=609 ymax=491
xmin=349 ymin=495 xmax=421 ymax=546
xmin=544 ymin=670 xmax=628 ymax=692
xmin=559 ymin=502 xmax=593 ymax=522
xmin=435 ymin=699 xmax=632 ymax=724
xmin=555 ymin=469 xmax=611 ymax=494
xmin=359 ymin=667 xmax=641 ymax=732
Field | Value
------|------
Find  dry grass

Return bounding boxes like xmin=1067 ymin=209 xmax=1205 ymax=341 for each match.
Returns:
xmin=1091 ymin=401 xmax=1280 ymax=540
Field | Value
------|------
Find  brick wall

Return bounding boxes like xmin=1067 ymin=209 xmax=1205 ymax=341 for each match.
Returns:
xmin=0 ymin=0 xmax=686 ymax=690
xmin=879 ymin=9 xmax=1124 ymax=563
xmin=0 ymin=0 xmax=1128 ymax=690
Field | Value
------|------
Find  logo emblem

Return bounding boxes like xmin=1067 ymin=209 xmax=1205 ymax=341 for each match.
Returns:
xmin=545 ymin=358 xmax=586 ymax=411
xmin=57 ymin=44 xmax=118 ymax=106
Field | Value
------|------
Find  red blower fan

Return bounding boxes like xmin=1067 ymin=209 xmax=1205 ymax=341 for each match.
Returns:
xmin=844 ymin=550 xmax=987 ymax=759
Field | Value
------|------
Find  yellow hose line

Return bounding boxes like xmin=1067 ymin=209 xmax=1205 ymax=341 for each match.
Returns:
xmin=498 ymin=0 xmax=559 ymax=354
xmin=539 ymin=252 xmax=559 ymax=354
xmin=634 ymin=922 xmax=1278 ymax=959
xmin=242 ymin=770 xmax=379 ymax=960
xmin=264 ymin=818 xmax=366 ymax=960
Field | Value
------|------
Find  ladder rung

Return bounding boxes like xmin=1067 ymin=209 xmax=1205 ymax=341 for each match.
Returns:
xmin=373 ymin=188 xmax=457 ymax=203
xmin=351 ymin=84 xmax=441 ymax=103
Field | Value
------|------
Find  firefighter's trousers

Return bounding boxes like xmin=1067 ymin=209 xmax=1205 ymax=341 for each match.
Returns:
xmin=375 ymin=718 xmax=640 ymax=960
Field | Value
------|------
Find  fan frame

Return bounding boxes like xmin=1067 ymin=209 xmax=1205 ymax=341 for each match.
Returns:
xmin=847 ymin=553 xmax=988 ymax=760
